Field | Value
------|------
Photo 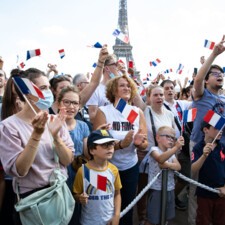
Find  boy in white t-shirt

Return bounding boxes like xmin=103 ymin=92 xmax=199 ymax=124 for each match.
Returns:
xmin=146 ymin=126 xmax=184 ymax=225
xmin=73 ymin=129 xmax=122 ymax=225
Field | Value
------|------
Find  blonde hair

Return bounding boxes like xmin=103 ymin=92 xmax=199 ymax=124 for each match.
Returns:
xmin=157 ymin=126 xmax=175 ymax=135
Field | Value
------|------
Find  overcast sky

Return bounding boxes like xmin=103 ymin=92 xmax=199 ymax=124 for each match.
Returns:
xmin=1 ymin=0 xmax=225 ymax=82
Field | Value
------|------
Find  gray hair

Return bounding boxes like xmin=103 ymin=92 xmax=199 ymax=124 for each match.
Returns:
xmin=73 ymin=73 xmax=85 ymax=85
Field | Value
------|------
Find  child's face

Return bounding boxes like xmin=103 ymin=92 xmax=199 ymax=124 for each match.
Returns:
xmin=91 ymin=142 xmax=115 ymax=160
xmin=157 ymin=129 xmax=176 ymax=149
xmin=205 ymin=126 xmax=222 ymax=140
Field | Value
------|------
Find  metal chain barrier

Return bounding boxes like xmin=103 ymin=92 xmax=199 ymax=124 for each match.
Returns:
xmin=120 ymin=171 xmax=162 ymax=218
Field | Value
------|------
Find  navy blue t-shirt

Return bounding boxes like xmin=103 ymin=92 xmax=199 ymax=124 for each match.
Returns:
xmin=192 ymin=139 xmax=225 ymax=198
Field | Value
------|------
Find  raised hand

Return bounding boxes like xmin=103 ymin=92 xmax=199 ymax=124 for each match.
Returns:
xmin=98 ymin=44 xmax=109 ymax=63
xmin=133 ymin=128 xmax=147 ymax=146
xmin=32 ymin=111 xmax=48 ymax=134
xmin=175 ymin=136 xmax=185 ymax=149
xmin=48 ymin=108 xmax=67 ymax=139
xmin=212 ymin=35 xmax=225 ymax=56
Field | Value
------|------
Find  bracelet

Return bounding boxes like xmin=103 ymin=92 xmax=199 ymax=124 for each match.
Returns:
xmin=31 ymin=137 xmax=41 ymax=142
xmin=97 ymin=65 xmax=103 ymax=69
xmin=98 ymin=60 xmax=104 ymax=64
xmin=118 ymin=140 xmax=123 ymax=149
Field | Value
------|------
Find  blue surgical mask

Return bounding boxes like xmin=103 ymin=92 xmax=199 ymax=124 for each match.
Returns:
xmin=109 ymin=73 xmax=115 ymax=79
xmin=35 ymin=89 xmax=54 ymax=110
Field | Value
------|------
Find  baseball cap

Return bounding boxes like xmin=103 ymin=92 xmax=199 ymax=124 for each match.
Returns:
xmin=87 ymin=129 xmax=118 ymax=148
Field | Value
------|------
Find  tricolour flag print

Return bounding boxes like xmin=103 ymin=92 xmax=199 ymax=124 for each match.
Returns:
xmin=13 ymin=77 xmax=44 ymax=101
xmin=83 ymin=164 xmax=107 ymax=192
xmin=164 ymin=68 xmax=173 ymax=73
xmin=112 ymin=29 xmax=129 ymax=44
xmin=204 ymin=110 xmax=225 ymax=130
xmin=59 ymin=49 xmax=65 ymax=59
xmin=183 ymin=108 xmax=197 ymax=123
xmin=176 ymin=64 xmax=184 ymax=74
xmin=150 ymin=58 xmax=161 ymax=67
xmin=116 ymin=98 xmax=138 ymax=124
xmin=204 ymin=39 xmax=215 ymax=50
xmin=26 ymin=49 xmax=41 ymax=60
xmin=87 ymin=42 xmax=102 ymax=48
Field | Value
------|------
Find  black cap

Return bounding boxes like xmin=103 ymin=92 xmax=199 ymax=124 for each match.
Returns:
xmin=87 ymin=129 xmax=118 ymax=148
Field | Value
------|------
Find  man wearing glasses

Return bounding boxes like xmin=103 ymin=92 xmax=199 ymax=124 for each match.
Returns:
xmin=86 ymin=54 xmax=120 ymax=124
xmin=188 ymin=35 xmax=225 ymax=225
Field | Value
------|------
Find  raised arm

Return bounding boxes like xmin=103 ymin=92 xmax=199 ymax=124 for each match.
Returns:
xmin=151 ymin=136 xmax=184 ymax=164
xmin=193 ymin=35 xmax=225 ymax=100
xmin=79 ymin=45 xmax=109 ymax=107
xmin=192 ymin=143 xmax=212 ymax=174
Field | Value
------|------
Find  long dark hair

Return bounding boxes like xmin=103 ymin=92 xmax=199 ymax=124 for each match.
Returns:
xmin=1 ymin=69 xmax=25 ymax=120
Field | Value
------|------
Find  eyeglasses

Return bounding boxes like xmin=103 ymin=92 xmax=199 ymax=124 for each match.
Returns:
xmin=62 ymin=99 xmax=79 ymax=107
xmin=80 ymin=81 xmax=89 ymax=85
xmin=159 ymin=134 xmax=176 ymax=141
xmin=97 ymin=142 xmax=115 ymax=149
xmin=210 ymin=72 xmax=225 ymax=77
xmin=106 ymin=62 xmax=117 ymax=67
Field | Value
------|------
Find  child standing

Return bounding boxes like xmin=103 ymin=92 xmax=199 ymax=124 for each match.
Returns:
xmin=145 ymin=126 xmax=184 ymax=225
xmin=73 ymin=129 xmax=122 ymax=225
xmin=191 ymin=121 xmax=225 ymax=225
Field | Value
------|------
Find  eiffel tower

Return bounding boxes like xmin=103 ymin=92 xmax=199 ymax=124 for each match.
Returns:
xmin=113 ymin=0 xmax=139 ymax=77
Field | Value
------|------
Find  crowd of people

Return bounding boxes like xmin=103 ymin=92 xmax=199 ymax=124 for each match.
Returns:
xmin=0 ymin=36 xmax=225 ymax=225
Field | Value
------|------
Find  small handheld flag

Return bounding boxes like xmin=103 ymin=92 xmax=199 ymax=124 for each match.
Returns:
xmin=116 ymin=98 xmax=138 ymax=124
xmin=176 ymin=64 xmax=184 ymax=74
xmin=204 ymin=39 xmax=215 ymax=50
xmin=59 ymin=49 xmax=65 ymax=59
xmin=149 ymin=59 xmax=161 ymax=67
xmin=204 ymin=110 xmax=225 ymax=130
xmin=18 ymin=62 xmax=25 ymax=69
xmin=82 ymin=164 xmax=107 ymax=192
xmin=87 ymin=42 xmax=102 ymax=48
xmin=13 ymin=77 xmax=44 ymax=101
xmin=26 ymin=49 xmax=41 ymax=60
xmin=112 ymin=29 xmax=129 ymax=44
xmin=183 ymin=108 xmax=197 ymax=123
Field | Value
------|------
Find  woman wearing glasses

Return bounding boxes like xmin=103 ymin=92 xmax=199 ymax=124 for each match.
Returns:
xmin=93 ymin=75 xmax=148 ymax=225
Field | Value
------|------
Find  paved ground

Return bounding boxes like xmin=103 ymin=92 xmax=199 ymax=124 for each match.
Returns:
xmin=133 ymin=204 xmax=189 ymax=225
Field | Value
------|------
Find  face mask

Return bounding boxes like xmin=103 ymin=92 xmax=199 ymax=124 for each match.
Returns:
xmin=35 ymin=89 xmax=54 ymax=110
xmin=109 ymin=72 xmax=115 ymax=79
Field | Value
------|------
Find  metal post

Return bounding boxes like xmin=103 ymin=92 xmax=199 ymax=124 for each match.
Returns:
xmin=160 ymin=169 xmax=168 ymax=225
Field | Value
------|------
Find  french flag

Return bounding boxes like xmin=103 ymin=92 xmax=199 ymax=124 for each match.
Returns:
xmin=204 ymin=110 xmax=225 ymax=130
xmin=128 ymin=61 xmax=133 ymax=68
xmin=176 ymin=64 xmax=184 ymax=74
xmin=183 ymin=108 xmax=197 ymax=123
xmin=83 ymin=165 xmax=107 ymax=192
xmin=59 ymin=49 xmax=65 ymax=59
xmin=19 ymin=62 xmax=25 ymax=69
xmin=87 ymin=42 xmax=102 ymax=48
xmin=164 ymin=68 xmax=173 ymax=73
xmin=13 ymin=77 xmax=44 ymax=101
xmin=112 ymin=29 xmax=129 ymax=44
xmin=204 ymin=39 xmax=215 ymax=50
xmin=26 ymin=49 xmax=41 ymax=60
xmin=116 ymin=98 xmax=138 ymax=124
xmin=150 ymin=58 xmax=161 ymax=67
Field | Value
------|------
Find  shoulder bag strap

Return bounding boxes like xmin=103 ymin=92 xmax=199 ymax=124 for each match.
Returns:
xmin=163 ymin=103 xmax=182 ymax=132
xmin=149 ymin=108 xmax=158 ymax=146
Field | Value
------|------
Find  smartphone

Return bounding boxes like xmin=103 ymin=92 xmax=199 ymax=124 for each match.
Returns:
xmin=194 ymin=68 xmax=198 ymax=74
